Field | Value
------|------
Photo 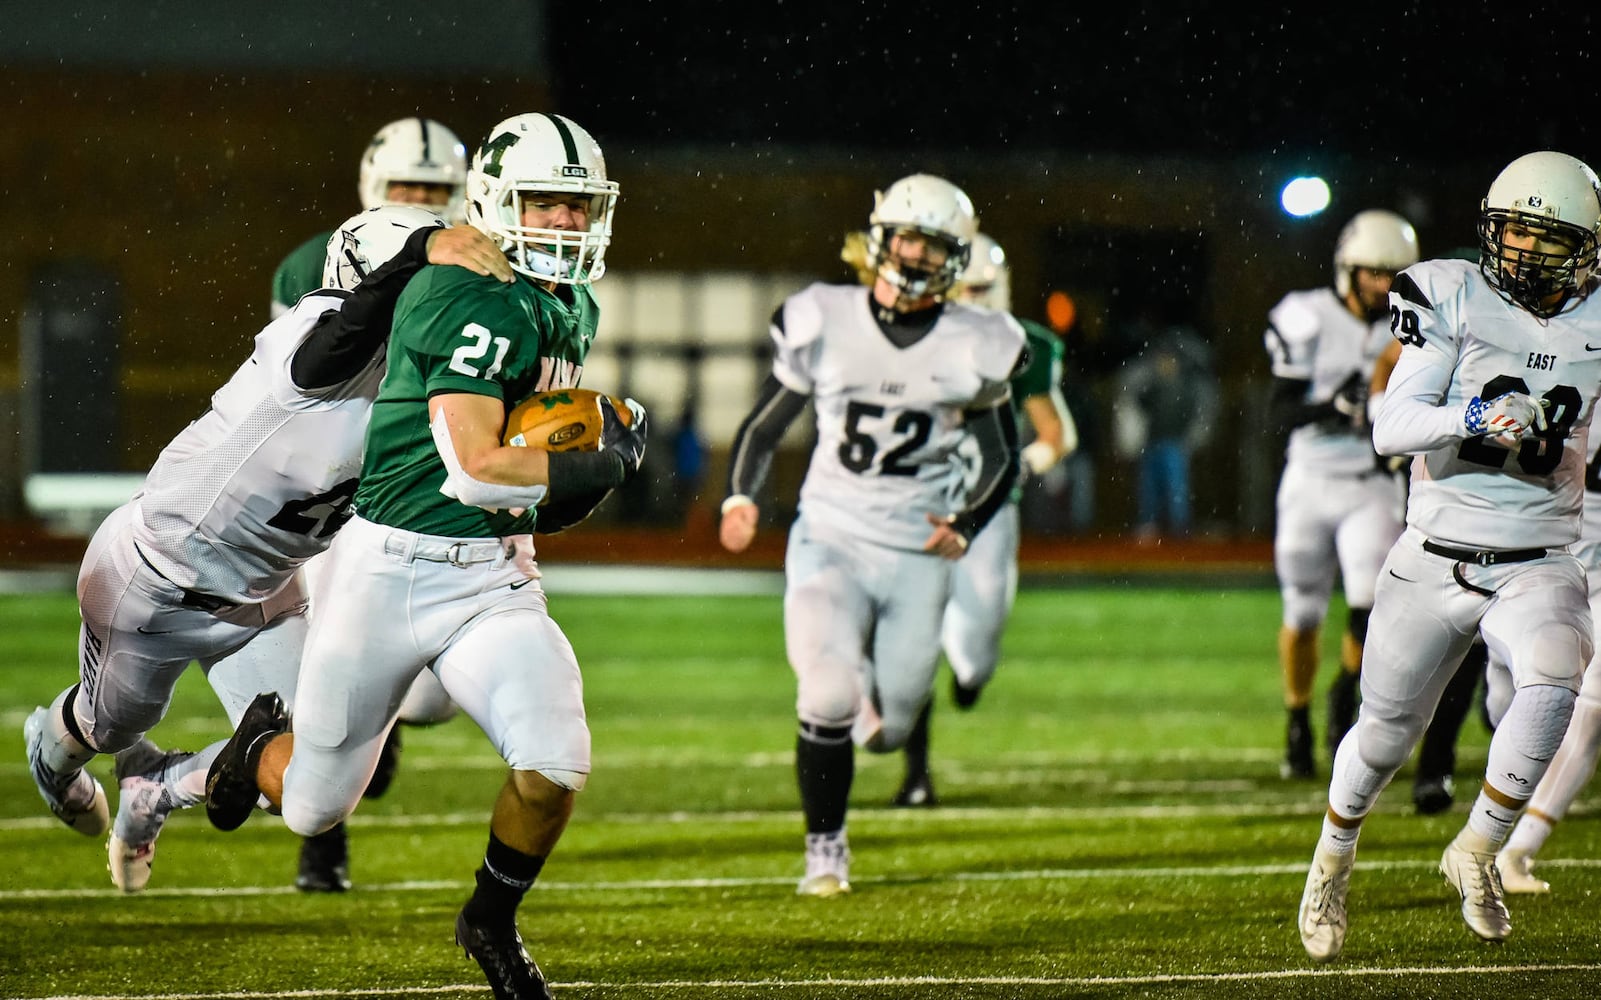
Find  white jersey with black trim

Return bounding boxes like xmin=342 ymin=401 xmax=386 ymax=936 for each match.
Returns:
xmin=130 ymin=291 xmax=382 ymax=602
xmin=1377 ymin=257 xmax=1601 ymax=550
xmin=1265 ymin=287 xmax=1392 ymax=476
xmin=772 ymin=282 xmax=1025 ymax=550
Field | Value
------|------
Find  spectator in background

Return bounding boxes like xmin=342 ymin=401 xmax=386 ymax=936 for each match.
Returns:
xmin=1114 ymin=319 xmax=1218 ymax=542
xmin=671 ymin=396 xmax=709 ymax=525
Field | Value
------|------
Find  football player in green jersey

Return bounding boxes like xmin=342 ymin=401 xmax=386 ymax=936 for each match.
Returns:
xmin=205 ymin=113 xmax=646 ymax=1000
xmin=270 ymin=117 xmax=468 ymax=318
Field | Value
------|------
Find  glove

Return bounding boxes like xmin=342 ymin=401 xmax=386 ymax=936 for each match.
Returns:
xmin=1464 ymin=392 xmax=1546 ymax=439
xmin=599 ymin=396 xmax=649 ymax=482
xmin=1330 ymin=371 xmax=1370 ymax=431
xmin=1021 ymin=440 xmax=1059 ymax=476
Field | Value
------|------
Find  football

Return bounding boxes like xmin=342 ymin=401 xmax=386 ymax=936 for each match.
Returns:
xmin=502 ymin=388 xmax=632 ymax=451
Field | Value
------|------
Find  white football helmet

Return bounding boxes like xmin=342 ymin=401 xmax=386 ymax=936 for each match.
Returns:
xmin=464 ymin=113 xmax=618 ymax=284
xmin=1333 ymin=209 xmax=1419 ymax=298
xmin=358 ymin=118 xmax=469 ymax=223
xmin=953 ymin=232 xmax=1012 ymax=312
xmin=866 ymin=173 xmax=977 ymax=300
xmin=322 ymin=204 xmax=446 ymax=292
xmin=1478 ymin=150 xmax=1601 ymax=317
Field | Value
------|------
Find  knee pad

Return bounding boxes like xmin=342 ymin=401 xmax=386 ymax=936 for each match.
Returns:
xmin=535 ymin=767 xmax=588 ymax=792
xmin=1347 ymin=607 xmax=1371 ymax=646
xmin=281 ymin=798 xmax=349 ymax=839
xmin=1520 ymin=624 xmax=1588 ymax=691
xmin=1281 ymin=586 xmax=1329 ymax=631
xmin=1351 ymin=714 xmax=1419 ymax=774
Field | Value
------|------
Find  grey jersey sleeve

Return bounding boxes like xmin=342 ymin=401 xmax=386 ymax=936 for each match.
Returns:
xmin=726 ymin=374 xmax=810 ymax=500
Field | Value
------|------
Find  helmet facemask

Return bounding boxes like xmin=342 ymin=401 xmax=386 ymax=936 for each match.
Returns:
xmin=485 ymin=186 xmax=616 ymax=283
xmin=1478 ymin=211 xmax=1598 ymax=319
xmin=867 ymin=225 xmax=969 ymax=302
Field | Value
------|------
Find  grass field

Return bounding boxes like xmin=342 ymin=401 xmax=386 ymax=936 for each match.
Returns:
xmin=3 ymin=579 xmax=1599 ymax=999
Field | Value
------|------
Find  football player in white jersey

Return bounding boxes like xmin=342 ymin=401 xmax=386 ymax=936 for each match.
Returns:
xmin=1298 ymin=150 xmax=1601 ymax=962
xmin=1495 ymin=428 xmax=1601 ymax=894
xmin=891 ymin=233 xmax=1077 ymax=807
xmin=273 ymin=117 xmax=471 ymax=892
xmin=21 ymin=206 xmax=511 ymax=894
xmin=1266 ymin=210 xmax=1417 ymax=781
xmin=719 ymin=174 xmax=1026 ymax=896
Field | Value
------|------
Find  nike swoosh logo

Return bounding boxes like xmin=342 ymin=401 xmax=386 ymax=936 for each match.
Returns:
xmin=1588 ymin=344 xmax=1601 ymax=352
xmin=1387 ymin=569 xmax=1415 ymax=582
xmin=136 ymin=626 xmax=175 ymax=635
xmin=509 ymin=578 xmax=535 ymax=591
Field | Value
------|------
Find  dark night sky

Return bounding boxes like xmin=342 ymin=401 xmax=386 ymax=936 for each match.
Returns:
xmin=547 ymin=5 xmax=1601 ymax=165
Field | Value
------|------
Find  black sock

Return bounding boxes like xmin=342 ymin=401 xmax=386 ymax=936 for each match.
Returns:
xmin=462 ymin=833 xmax=546 ymax=928
xmin=61 ymin=683 xmax=92 ymax=747
xmin=902 ymin=702 xmax=932 ymax=779
xmin=796 ymin=722 xmax=853 ymax=834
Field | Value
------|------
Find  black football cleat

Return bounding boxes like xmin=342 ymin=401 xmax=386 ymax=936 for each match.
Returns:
xmin=205 ymin=691 xmax=287 ymax=832
xmin=952 ymin=675 xmax=983 ymax=710
xmin=363 ymin=724 xmax=403 ymax=800
xmin=455 ymin=910 xmax=553 ymax=1000
xmin=892 ymin=771 xmax=939 ymax=808
xmin=1412 ymin=774 xmax=1456 ymax=816
xmin=1326 ymin=670 xmax=1360 ymax=757
xmin=296 ymin=822 xmax=352 ymax=892
xmin=1281 ymin=709 xmax=1315 ymax=780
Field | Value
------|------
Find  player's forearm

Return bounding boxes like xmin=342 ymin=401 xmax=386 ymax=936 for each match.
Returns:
xmin=726 ymin=375 xmax=808 ymax=500
xmin=290 ymin=226 xmax=432 ymax=390
xmin=1371 ymin=355 xmax=1469 ymax=455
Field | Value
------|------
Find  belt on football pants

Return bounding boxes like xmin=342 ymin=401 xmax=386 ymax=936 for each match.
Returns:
xmin=384 ymin=534 xmax=507 ymax=567
xmin=1421 ymin=539 xmax=1547 ymax=566
xmin=133 ymin=542 xmax=238 ymax=612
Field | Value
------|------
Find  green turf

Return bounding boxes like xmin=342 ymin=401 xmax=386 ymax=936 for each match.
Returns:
xmin=2 ymin=584 xmax=1596 ymax=999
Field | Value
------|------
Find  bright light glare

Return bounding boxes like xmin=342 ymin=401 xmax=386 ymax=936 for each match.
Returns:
xmin=1280 ymin=176 xmax=1331 ymax=218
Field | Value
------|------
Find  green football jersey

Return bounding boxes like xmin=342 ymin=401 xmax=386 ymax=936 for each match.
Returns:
xmin=271 ymin=230 xmax=334 ymax=313
xmin=1007 ymin=318 xmax=1066 ymax=502
xmin=355 ymin=265 xmax=600 ymax=537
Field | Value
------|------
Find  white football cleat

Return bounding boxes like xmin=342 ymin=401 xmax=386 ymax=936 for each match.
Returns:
xmin=1298 ymin=846 xmax=1354 ymax=963
xmin=1440 ymin=841 xmax=1511 ymax=941
xmin=24 ymin=706 xmax=109 ymax=837
xmin=109 ymin=740 xmax=192 ymax=893
xmin=1495 ymin=845 xmax=1550 ymax=895
xmin=797 ymin=830 xmax=851 ymax=898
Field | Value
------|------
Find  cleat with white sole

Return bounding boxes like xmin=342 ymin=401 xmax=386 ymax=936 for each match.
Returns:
xmin=108 ymin=739 xmax=193 ymax=893
xmin=1440 ymin=841 xmax=1511 ymax=941
xmin=1496 ymin=846 xmax=1550 ymax=895
xmin=1298 ymin=846 xmax=1354 ymax=962
xmin=797 ymin=830 xmax=851 ymax=898
xmin=24 ymin=706 xmax=108 ymax=837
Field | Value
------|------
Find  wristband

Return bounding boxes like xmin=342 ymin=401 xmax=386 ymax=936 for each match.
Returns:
xmin=721 ymin=494 xmax=755 ymax=515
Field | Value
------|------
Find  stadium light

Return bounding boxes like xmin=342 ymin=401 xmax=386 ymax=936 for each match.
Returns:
xmin=1280 ymin=176 xmax=1331 ymax=218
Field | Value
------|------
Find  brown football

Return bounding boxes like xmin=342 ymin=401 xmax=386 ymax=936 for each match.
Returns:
xmin=502 ymin=388 xmax=632 ymax=451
